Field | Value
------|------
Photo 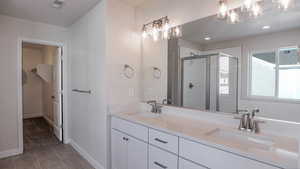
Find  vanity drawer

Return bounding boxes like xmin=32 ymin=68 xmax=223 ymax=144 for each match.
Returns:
xmin=149 ymin=145 xmax=178 ymax=169
xmin=111 ymin=117 xmax=148 ymax=142
xmin=179 ymin=158 xmax=208 ymax=169
xmin=149 ymin=128 xmax=179 ymax=154
xmin=179 ymin=138 xmax=279 ymax=169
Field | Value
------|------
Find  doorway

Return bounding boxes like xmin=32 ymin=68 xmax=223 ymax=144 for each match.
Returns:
xmin=21 ymin=41 xmax=63 ymax=152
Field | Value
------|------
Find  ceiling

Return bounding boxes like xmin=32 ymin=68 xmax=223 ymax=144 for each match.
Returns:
xmin=182 ymin=1 xmax=300 ymax=45
xmin=122 ymin=0 xmax=147 ymax=7
xmin=0 ymin=0 xmax=101 ymax=27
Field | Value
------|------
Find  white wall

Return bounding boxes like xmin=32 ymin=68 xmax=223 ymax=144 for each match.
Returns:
xmin=68 ymin=1 xmax=107 ymax=168
xmin=0 ymin=15 xmax=67 ymax=155
xmin=68 ymin=0 xmax=140 ymax=168
xmin=106 ymin=0 xmax=141 ymax=113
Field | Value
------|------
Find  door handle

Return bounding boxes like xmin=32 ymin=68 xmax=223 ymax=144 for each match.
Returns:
xmin=72 ymin=89 xmax=91 ymax=94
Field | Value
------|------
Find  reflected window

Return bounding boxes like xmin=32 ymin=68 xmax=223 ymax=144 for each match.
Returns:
xmin=249 ymin=46 xmax=300 ymax=100
xmin=251 ymin=51 xmax=276 ymax=97
xmin=278 ymin=47 xmax=300 ymax=99
xmin=219 ymin=56 xmax=229 ymax=94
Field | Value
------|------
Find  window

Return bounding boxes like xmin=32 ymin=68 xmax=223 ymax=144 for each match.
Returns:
xmin=249 ymin=46 xmax=300 ymax=100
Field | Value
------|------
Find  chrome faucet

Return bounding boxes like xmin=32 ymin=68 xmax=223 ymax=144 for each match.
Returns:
xmin=146 ymin=100 xmax=163 ymax=114
xmin=235 ymin=108 xmax=265 ymax=133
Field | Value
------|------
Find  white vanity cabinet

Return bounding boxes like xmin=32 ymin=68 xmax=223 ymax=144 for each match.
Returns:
xmin=179 ymin=138 xmax=280 ymax=169
xmin=111 ymin=129 xmax=148 ymax=169
xmin=149 ymin=145 xmax=178 ymax=169
xmin=111 ymin=116 xmax=283 ymax=169
xmin=179 ymin=158 xmax=208 ymax=169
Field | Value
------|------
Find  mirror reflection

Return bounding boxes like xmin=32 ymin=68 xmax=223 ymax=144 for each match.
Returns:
xmin=142 ymin=1 xmax=300 ymax=114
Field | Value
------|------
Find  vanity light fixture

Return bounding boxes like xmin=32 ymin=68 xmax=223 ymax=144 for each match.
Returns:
xmin=228 ymin=10 xmax=240 ymax=24
xmin=276 ymin=0 xmax=292 ymax=10
xmin=242 ymin=0 xmax=254 ymax=11
xmin=250 ymin=2 xmax=263 ymax=18
xmin=218 ymin=0 xmax=229 ymax=19
xmin=141 ymin=16 xmax=182 ymax=41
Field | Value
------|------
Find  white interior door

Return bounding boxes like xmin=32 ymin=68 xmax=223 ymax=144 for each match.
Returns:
xmin=52 ymin=47 xmax=62 ymax=141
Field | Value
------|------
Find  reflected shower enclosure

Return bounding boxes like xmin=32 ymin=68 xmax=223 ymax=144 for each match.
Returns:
xmin=167 ymin=43 xmax=238 ymax=113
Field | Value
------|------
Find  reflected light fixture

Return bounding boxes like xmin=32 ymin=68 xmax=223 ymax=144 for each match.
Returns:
xmin=228 ymin=10 xmax=239 ymax=24
xmin=141 ymin=16 xmax=182 ymax=41
xmin=251 ymin=2 xmax=263 ymax=18
xmin=242 ymin=0 xmax=254 ymax=11
xmin=277 ymin=0 xmax=292 ymax=10
xmin=204 ymin=37 xmax=211 ymax=41
xmin=262 ymin=25 xmax=271 ymax=30
xmin=218 ymin=0 xmax=229 ymax=19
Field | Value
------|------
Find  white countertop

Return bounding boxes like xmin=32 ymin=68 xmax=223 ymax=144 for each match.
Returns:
xmin=112 ymin=112 xmax=299 ymax=169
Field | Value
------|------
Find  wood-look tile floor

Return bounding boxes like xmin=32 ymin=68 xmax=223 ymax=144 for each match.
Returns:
xmin=0 ymin=118 xmax=94 ymax=169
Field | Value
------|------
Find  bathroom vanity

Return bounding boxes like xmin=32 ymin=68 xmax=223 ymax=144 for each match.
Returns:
xmin=111 ymin=1 xmax=300 ymax=169
xmin=110 ymin=111 xmax=298 ymax=169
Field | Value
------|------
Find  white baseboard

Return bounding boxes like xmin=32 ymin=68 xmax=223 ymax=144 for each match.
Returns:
xmin=23 ymin=113 xmax=43 ymax=119
xmin=69 ymin=139 xmax=105 ymax=169
xmin=0 ymin=148 xmax=22 ymax=159
xmin=43 ymin=115 xmax=54 ymax=127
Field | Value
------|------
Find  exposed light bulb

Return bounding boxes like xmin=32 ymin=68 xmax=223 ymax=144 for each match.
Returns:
xmin=243 ymin=0 xmax=253 ymax=10
xmin=152 ymin=27 xmax=159 ymax=41
xmin=142 ymin=31 xmax=147 ymax=38
xmin=251 ymin=2 xmax=262 ymax=18
xmin=174 ymin=26 xmax=181 ymax=37
xmin=162 ymin=21 xmax=170 ymax=39
xmin=163 ymin=30 xmax=169 ymax=39
xmin=142 ymin=25 xmax=148 ymax=38
xmin=218 ymin=0 xmax=228 ymax=19
xmin=228 ymin=10 xmax=239 ymax=24
xmin=278 ymin=0 xmax=291 ymax=10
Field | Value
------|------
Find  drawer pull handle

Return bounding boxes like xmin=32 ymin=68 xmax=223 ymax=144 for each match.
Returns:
xmin=154 ymin=161 xmax=167 ymax=169
xmin=154 ymin=138 xmax=168 ymax=144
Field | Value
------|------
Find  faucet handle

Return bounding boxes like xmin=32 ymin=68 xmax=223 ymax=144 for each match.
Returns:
xmin=237 ymin=109 xmax=249 ymax=115
xmin=251 ymin=108 xmax=260 ymax=117
xmin=252 ymin=119 xmax=265 ymax=133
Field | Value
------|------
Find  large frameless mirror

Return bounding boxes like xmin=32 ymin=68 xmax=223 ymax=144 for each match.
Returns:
xmin=141 ymin=0 xmax=300 ymax=114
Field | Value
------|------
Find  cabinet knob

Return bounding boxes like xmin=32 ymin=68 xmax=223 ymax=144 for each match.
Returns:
xmin=123 ymin=137 xmax=129 ymax=141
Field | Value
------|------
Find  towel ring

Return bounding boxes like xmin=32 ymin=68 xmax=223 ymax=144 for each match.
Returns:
xmin=123 ymin=64 xmax=135 ymax=79
xmin=153 ymin=67 xmax=161 ymax=79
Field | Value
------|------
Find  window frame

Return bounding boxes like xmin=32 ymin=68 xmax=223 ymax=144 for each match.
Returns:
xmin=247 ymin=46 xmax=300 ymax=103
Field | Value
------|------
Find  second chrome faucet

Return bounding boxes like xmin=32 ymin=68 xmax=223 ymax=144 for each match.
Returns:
xmin=146 ymin=100 xmax=163 ymax=114
xmin=235 ymin=108 xmax=265 ymax=133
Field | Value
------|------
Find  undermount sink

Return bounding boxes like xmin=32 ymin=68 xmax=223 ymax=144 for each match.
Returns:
xmin=205 ymin=128 xmax=275 ymax=151
xmin=137 ymin=112 xmax=161 ymax=118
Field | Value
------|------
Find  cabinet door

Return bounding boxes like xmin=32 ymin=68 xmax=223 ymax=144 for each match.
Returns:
xmin=127 ymin=136 xmax=148 ymax=169
xmin=179 ymin=158 xmax=208 ymax=169
xmin=112 ymin=130 xmax=128 ymax=169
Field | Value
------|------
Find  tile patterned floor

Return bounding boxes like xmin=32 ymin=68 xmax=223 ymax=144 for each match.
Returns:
xmin=0 ymin=118 xmax=94 ymax=169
